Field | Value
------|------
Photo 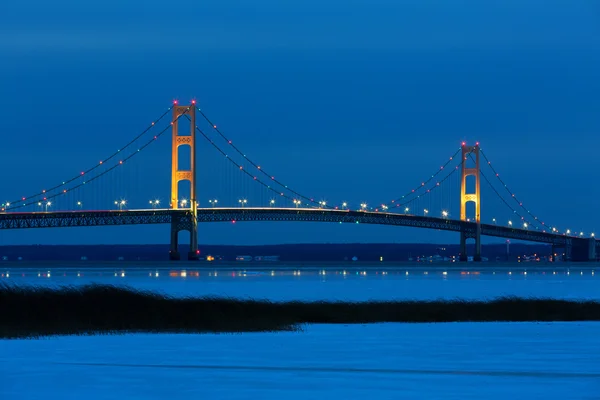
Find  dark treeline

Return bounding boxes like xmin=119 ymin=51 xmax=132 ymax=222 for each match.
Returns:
xmin=2 ymin=284 xmax=599 ymax=339
xmin=0 ymin=243 xmax=549 ymax=262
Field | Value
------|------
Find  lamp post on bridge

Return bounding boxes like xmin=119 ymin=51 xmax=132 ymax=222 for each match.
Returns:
xmin=293 ymin=199 xmax=301 ymax=208
xmin=238 ymin=199 xmax=247 ymax=208
xmin=209 ymin=199 xmax=218 ymax=208
xmin=115 ymin=200 xmax=126 ymax=211
xmin=180 ymin=199 xmax=188 ymax=208
xmin=270 ymin=199 xmax=275 ymax=207
xmin=38 ymin=202 xmax=43 ymax=212
xmin=149 ymin=200 xmax=160 ymax=209
xmin=45 ymin=201 xmax=51 ymax=212
xmin=77 ymin=201 xmax=82 ymax=210
xmin=342 ymin=202 xmax=347 ymax=210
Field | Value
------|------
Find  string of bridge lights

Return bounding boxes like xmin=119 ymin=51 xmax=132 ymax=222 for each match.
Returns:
xmin=196 ymin=107 xmax=461 ymax=211
xmin=479 ymin=149 xmax=550 ymax=231
xmin=1 ymin=107 xmax=174 ymax=212
xmin=197 ymin=105 xmax=467 ymax=212
xmin=478 ymin=164 xmax=584 ymax=236
xmin=385 ymin=154 xmax=465 ymax=218
xmin=195 ymin=106 xmax=330 ymax=209
xmin=198 ymin=113 xmax=461 ymax=216
xmin=195 ymin=109 xmax=465 ymax=217
xmin=381 ymin=147 xmax=463 ymax=210
xmin=473 ymin=155 xmax=532 ymax=229
xmin=189 ymin=115 xmax=316 ymax=208
xmin=3 ymin=108 xmax=191 ymax=212
xmin=3 ymin=100 xmax=589 ymax=239
xmin=2 ymin=100 xmax=460 ymax=214
xmin=471 ymin=152 xmax=586 ymax=236
xmin=363 ymin=147 xmax=472 ymax=215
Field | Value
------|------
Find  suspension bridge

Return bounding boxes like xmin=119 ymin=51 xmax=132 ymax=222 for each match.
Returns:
xmin=1 ymin=101 xmax=597 ymax=261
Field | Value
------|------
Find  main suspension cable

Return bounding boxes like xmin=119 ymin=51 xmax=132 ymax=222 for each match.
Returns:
xmin=2 ymin=106 xmax=172 ymax=210
xmin=7 ymin=108 xmax=190 ymax=211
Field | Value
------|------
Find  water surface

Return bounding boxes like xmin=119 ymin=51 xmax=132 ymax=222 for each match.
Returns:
xmin=2 ymin=262 xmax=600 ymax=399
xmin=2 ymin=263 xmax=598 ymax=301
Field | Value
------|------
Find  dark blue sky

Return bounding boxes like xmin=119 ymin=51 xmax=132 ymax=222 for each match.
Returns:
xmin=0 ymin=0 xmax=599 ymax=245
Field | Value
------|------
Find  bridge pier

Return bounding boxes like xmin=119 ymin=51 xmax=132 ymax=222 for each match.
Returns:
xmin=169 ymin=211 xmax=200 ymax=261
xmin=459 ymin=225 xmax=482 ymax=262
xmin=169 ymin=221 xmax=180 ymax=260
xmin=565 ymin=239 xmax=572 ymax=262
xmin=187 ymin=215 xmax=199 ymax=261
xmin=474 ymin=223 xmax=482 ymax=261
xmin=570 ymin=238 xmax=596 ymax=262
xmin=459 ymin=231 xmax=468 ymax=262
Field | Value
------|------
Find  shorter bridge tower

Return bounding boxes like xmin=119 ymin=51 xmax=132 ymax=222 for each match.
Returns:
xmin=460 ymin=142 xmax=482 ymax=262
xmin=169 ymin=103 xmax=199 ymax=261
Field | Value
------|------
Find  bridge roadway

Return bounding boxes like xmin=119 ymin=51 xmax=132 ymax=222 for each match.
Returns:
xmin=0 ymin=207 xmax=595 ymax=249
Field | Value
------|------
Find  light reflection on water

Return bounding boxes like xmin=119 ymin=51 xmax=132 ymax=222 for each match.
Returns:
xmin=1 ymin=264 xmax=598 ymax=301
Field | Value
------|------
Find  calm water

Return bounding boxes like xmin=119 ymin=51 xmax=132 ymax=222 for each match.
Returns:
xmin=2 ymin=262 xmax=600 ymax=399
xmin=1 ymin=262 xmax=599 ymax=301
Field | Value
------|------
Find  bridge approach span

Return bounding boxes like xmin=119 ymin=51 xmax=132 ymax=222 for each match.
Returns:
xmin=0 ymin=207 xmax=579 ymax=247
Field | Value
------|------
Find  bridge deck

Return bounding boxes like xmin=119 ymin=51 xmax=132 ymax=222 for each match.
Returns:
xmin=0 ymin=207 xmax=589 ymax=246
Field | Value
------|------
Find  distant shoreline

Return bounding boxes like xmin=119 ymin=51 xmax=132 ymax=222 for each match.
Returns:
xmin=0 ymin=260 xmax=596 ymax=269
xmin=0 ymin=242 xmax=562 ymax=263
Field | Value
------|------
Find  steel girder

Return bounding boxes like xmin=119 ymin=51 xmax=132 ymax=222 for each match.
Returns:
xmin=0 ymin=209 xmax=465 ymax=232
xmin=0 ymin=210 xmax=176 ymax=229
xmin=0 ymin=208 xmax=593 ymax=248
xmin=196 ymin=208 xmax=466 ymax=233
xmin=479 ymin=225 xmax=568 ymax=246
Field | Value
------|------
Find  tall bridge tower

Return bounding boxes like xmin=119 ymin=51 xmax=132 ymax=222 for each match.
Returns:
xmin=169 ymin=103 xmax=199 ymax=260
xmin=460 ymin=142 xmax=482 ymax=261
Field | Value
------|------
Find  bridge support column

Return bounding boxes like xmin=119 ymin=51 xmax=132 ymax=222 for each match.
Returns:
xmin=459 ymin=142 xmax=481 ymax=262
xmin=459 ymin=231 xmax=468 ymax=262
xmin=169 ymin=220 xmax=180 ymax=260
xmin=169 ymin=211 xmax=200 ymax=261
xmin=570 ymin=238 xmax=596 ymax=262
xmin=187 ymin=216 xmax=199 ymax=261
xmin=565 ymin=239 xmax=572 ymax=262
xmin=170 ymin=103 xmax=199 ymax=261
xmin=459 ymin=229 xmax=482 ymax=262
xmin=474 ymin=224 xmax=482 ymax=262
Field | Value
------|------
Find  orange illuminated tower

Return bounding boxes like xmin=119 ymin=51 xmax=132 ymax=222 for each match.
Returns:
xmin=459 ymin=142 xmax=482 ymax=261
xmin=169 ymin=103 xmax=198 ymax=260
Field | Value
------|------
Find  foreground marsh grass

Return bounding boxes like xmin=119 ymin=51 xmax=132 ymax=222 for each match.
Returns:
xmin=2 ymin=283 xmax=600 ymax=338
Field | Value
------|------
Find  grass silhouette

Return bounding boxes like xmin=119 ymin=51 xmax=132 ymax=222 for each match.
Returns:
xmin=2 ymin=283 xmax=600 ymax=338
